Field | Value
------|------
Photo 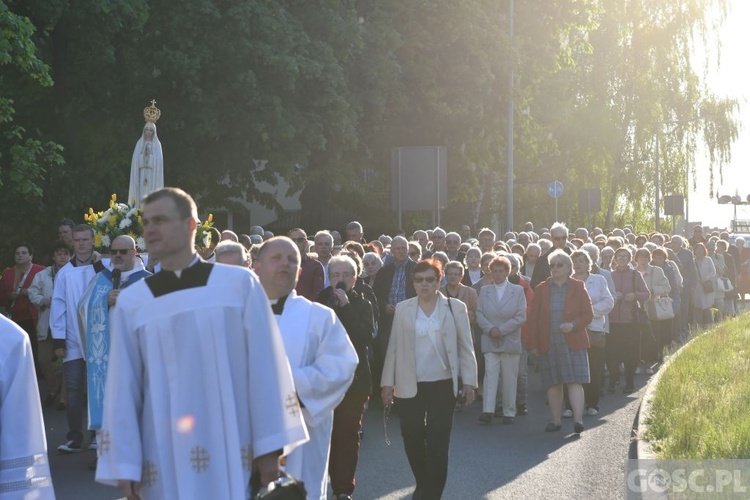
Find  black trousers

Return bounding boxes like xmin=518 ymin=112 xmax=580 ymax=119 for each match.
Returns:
xmin=16 ymin=318 xmax=39 ymax=374
xmin=584 ymin=337 xmax=606 ymax=409
xmin=606 ymin=323 xmax=639 ymax=390
xmin=396 ymin=379 xmax=455 ymax=500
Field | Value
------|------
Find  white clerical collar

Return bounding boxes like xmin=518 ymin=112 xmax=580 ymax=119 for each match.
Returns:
xmin=109 ymin=259 xmax=147 ymax=280
xmin=172 ymin=255 xmax=201 ymax=279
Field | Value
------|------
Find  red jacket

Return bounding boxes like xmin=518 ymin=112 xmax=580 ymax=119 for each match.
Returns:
xmin=525 ymin=277 xmax=594 ymax=354
xmin=0 ymin=264 xmax=45 ymax=325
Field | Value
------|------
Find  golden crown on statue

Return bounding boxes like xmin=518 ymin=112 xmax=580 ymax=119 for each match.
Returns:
xmin=143 ymin=99 xmax=161 ymax=124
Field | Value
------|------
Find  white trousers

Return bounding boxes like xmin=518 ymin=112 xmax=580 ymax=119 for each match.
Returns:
xmin=482 ymin=352 xmax=521 ymax=416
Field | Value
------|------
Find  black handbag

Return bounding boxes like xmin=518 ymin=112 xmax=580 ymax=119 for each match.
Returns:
xmin=254 ymin=471 xmax=306 ymax=500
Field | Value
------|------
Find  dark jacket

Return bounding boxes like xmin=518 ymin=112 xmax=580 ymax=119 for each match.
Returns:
xmin=354 ymin=277 xmax=379 ymax=327
xmin=372 ymin=258 xmax=416 ymax=339
xmin=317 ymin=286 xmax=374 ymax=395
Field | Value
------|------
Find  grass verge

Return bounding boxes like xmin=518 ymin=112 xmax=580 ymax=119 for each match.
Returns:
xmin=643 ymin=313 xmax=750 ymax=458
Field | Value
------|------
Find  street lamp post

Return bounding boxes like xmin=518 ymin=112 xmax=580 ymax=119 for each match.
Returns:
xmin=506 ymin=0 xmax=514 ymax=232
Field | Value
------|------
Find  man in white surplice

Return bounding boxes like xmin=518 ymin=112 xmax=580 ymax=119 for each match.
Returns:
xmin=95 ymin=188 xmax=308 ymax=499
xmin=0 ymin=315 xmax=55 ymax=499
xmin=253 ymin=237 xmax=358 ymax=500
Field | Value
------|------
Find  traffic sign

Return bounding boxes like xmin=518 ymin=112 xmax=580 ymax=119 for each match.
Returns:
xmin=547 ymin=181 xmax=564 ymax=198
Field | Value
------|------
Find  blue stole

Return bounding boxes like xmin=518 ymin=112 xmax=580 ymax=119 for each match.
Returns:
xmin=85 ymin=268 xmax=150 ymax=429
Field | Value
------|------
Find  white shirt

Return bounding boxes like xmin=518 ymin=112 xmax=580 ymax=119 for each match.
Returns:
xmin=468 ymin=269 xmax=482 ymax=285
xmin=494 ymin=280 xmax=509 ymax=303
xmin=415 ymin=307 xmax=451 ymax=383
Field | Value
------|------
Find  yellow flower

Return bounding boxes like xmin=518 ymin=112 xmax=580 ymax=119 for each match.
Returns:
xmin=208 ymin=213 xmax=213 ymax=223
xmin=108 ymin=215 xmax=117 ymax=227
xmin=88 ymin=207 xmax=94 ymax=215
xmin=111 ymin=193 xmax=117 ymax=202
xmin=128 ymin=232 xmax=138 ymax=240
xmin=137 ymin=215 xmax=143 ymax=225
xmin=95 ymin=233 xmax=102 ymax=248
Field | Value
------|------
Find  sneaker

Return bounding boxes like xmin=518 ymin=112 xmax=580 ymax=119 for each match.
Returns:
xmin=58 ymin=440 xmax=82 ymax=453
xmin=88 ymin=437 xmax=98 ymax=451
xmin=586 ymin=407 xmax=599 ymax=416
xmin=561 ymin=409 xmax=573 ymax=418
xmin=574 ymin=422 xmax=584 ymax=434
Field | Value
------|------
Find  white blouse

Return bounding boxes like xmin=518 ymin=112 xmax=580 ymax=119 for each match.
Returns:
xmin=414 ymin=307 xmax=452 ymax=382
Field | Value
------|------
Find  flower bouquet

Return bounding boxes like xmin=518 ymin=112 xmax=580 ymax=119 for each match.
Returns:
xmin=195 ymin=213 xmax=214 ymax=250
xmin=84 ymin=194 xmax=145 ymax=253
xmin=84 ymin=194 xmax=214 ymax=252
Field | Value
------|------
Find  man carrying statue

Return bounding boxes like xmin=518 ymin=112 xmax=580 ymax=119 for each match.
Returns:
xmin=79 ymin=235 xmax=151 ymax=468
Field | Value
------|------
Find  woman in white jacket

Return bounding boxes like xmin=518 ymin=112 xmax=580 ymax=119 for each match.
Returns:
xmin=381 ymin=259 xmax=477 ymax=499
xmin=707 ymin=239 xmax=728 ymax=322
xmin=27 ymin=240 xmax=71 ymax=408
xmin=692 ymin=243 xmax=717 ymax=327
xmin=635 ymin=248 xmax=671 ymax=370
xmin=571 ymin=250 xmax=614 ymax=415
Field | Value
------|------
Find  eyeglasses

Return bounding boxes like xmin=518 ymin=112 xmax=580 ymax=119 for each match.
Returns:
xmin=291 ymin=237 xmax=307 ymax=243
xmin=549 ymin=263 xmax=566 ymax=269
xmin=413 ymin=276 xmax=437 ymax=284
xmin=111 ymin=249 xmax=132 ymax=255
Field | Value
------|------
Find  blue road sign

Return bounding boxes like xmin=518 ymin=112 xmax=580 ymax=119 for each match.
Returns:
xmin=547 ymin=180 xmax=564 ymax=198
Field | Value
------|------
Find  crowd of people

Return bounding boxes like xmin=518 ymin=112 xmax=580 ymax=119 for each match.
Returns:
xmin=1 ymin=193 xmax=747 ymax=499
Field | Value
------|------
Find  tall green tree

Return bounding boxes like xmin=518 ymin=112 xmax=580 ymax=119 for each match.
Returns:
xmin=0 ymin=1 xmax=63 ymax=253
xmin=522 ymin=0 xmax=738 ymax=229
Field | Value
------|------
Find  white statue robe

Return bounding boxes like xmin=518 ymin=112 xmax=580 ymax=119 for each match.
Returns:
xmin=50 ymin=261 xmax=104 ymax=361
xmin=128 ymin=125 xmax=164 ymax=209
xmin=273 ymin=292 xmax=358 ymax=500
xmin=95 ymin=262 xmax=308 ymax=499
xmin=0 ymin=316 xmax=55 ymax=499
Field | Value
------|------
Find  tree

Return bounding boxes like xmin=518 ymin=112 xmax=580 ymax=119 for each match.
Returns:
xmin=522 ymin=0 xmax=738 ymax=229
xmin=0 ymin=2 xmax=63 ymax=255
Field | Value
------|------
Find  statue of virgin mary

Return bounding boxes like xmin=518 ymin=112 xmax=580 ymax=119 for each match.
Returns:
xmin=128 ymin=101 xmax=164 ymax=208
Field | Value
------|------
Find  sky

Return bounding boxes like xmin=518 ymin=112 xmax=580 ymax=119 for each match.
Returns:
xmin=690 ymin=0 xmax=750 ymax=229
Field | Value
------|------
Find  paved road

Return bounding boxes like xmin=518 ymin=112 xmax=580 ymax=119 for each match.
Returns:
xmin=46 ymin=369 xmax=647 ymax=499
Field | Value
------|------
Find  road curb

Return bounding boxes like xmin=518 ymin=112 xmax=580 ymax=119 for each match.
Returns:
xmin=635 ymin=332 xmax=704 ymax=460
